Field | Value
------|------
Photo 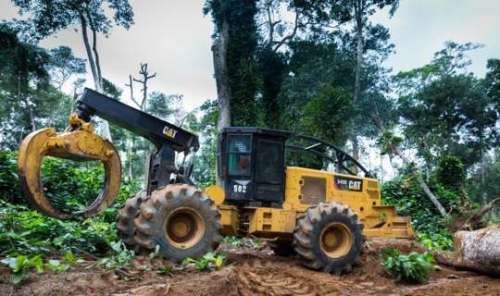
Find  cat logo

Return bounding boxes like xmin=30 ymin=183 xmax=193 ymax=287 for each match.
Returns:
xmin=162 ymin=126 xmax=178 ymax=139
xmin=334 ymin=176 xmax=363 ymax=192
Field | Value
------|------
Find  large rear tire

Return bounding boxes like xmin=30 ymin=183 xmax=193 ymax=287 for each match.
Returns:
xmin=116 ymin=190 xmax=146 ymax=251
xmin=293 ymin=202 xmax=363 ymax=273
xmin=134 ymin=184 xmax=222 ymax=261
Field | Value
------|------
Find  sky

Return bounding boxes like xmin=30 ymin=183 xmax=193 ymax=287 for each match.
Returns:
xmin=1 ymin=0 xmax=499 ymax=111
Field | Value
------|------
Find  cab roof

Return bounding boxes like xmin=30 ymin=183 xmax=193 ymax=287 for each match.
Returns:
xmin=221 ymin=127 xmax=293 ymax=139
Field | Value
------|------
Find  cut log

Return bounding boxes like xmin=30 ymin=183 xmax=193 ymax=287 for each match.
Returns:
xmin=441 ymin=226 xmax=500 ymax=275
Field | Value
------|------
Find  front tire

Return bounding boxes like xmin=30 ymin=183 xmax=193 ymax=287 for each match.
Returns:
xmin=134 ymin=184 xmax=222 ymax=261
xmin=116 ymin=190 xmax=147 ymax=251
xmin=293 ymin=202 xmax=363 ymax=273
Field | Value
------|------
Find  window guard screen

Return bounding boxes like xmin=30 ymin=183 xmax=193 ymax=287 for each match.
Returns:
xmin=228 ymin=135 xmax=251 ymax=176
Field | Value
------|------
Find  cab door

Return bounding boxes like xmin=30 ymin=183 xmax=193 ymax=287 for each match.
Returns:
xmin=254 ymin=137 xmax=285 ymax=204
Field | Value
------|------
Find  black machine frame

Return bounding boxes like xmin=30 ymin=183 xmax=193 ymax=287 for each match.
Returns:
xmin=285 ymin=134 xmax=373 ymax=178
xmin=75 ymin=88 xmax=200 ymax=193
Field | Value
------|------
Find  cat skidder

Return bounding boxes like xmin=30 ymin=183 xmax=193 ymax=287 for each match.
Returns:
xmin=18 ymin=89 xmax=413 ymax=273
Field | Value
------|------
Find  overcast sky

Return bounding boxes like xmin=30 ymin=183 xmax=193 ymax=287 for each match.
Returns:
xmin=1 ymin=0 xmax=499 ymax=111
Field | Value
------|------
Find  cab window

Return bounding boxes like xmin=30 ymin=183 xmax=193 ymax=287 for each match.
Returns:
xmin=228 ymin=135 xmax=251 ymax=176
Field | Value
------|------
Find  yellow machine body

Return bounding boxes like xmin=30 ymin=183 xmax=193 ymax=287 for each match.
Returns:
xmin=205 ymin=166 xmax=414 ymax=240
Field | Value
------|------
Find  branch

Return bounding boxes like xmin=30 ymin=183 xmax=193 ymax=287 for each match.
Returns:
xmin=459 ymin=197 xmax=500 ymax=230
xmin=272 ymin=10 xmax=299 ymax=52
xmin=265 ymin=4 xmax=280 ymax=45
xmin=132 ymin=63 xmax=157 ymax=109
xmin=86 ymin=10 xmax=102 ymax=90
xmin=126 ymin=75 xmax=141 ymax=108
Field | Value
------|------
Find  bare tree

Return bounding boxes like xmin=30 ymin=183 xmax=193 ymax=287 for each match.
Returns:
xmin=131 ymin=63 xmax=157 ymax=110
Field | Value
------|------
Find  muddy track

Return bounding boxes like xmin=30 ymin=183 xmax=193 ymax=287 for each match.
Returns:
xmin=236 ymin=260 xmax=333 ymax=296
xmin=2 ymin=239 xmax=500 ymax=296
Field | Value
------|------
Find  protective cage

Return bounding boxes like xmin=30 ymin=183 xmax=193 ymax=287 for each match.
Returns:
xmin=218 ymin=127 xmax=291 ymax=204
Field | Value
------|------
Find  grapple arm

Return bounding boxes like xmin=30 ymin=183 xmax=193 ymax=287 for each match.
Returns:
xmin=18 ymin=88 xmax=199 ymax=219
xmin=18 ymin=120 xmax=121 ymax=219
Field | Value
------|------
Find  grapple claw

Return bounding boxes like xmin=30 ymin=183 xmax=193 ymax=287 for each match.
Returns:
xmin=18 ymin=126 xmax=121 ymax=219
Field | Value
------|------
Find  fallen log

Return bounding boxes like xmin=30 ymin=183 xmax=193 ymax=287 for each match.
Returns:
xmin=437 ymin=226 xmax=500 ymax=276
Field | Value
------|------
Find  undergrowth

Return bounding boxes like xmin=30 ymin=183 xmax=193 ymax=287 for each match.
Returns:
xmin=0 ymin=151 xmax=141 ymax=283
xmin=182 ymin=252 xmax=227 ymax=271
xmin=382 ymin=248 xmax=439 ymax=283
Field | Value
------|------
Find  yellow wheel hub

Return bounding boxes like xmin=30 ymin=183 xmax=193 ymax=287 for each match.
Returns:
xmin=320 ymin=223 xmax=353 ymax=259
xmin=165 ymin=208 xmax=205 ymax=249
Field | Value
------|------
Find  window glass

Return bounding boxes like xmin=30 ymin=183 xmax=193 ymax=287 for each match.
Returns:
xmin=228 ymin=135 xmax=251 ymax=176
xmin=256 ymin=140 xmax=282 ymax=183
xmin=229 ymin=136 xmax=250 ymax=153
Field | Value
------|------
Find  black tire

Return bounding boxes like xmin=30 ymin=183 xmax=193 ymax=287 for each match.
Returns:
xmin=270 ymin=240 xmax=295 ymax=257
xmin=293 ymin=202 xmax=364 ymax=273
xmin=134 ymin=184 xmax=222 ymax=261
xmin=116 ymin=190 xmax=147 ymax=251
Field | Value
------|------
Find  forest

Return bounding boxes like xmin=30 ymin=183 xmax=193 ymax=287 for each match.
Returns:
xmin=0 ymin=0 xmax=499 ymax=295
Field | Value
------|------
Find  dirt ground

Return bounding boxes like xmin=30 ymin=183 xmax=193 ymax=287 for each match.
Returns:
xmin=1 ymin=238 xmax=499 ymax=296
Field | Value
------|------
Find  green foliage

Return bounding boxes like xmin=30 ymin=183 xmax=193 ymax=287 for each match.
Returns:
xmin=0 ymin=151 xmax=138 ymax=216
xmin=187 ymin=100 xmax=219 ymax=186
xmin=1 ymin=255 xmax=44 ymax=284
xmin=382 ymin=248 xmax=438 ymax=283
xmin=417 ymin=232 xmax=453 ymax=251
xmin=182 ymin=252 xmax=226 ymax=272
xmin=466 ymin=149 xmax=500 ymax=216
xmin=435 ymin=155 xmax=465 ymax=191
xmin=205 ymin=0 xmax=259 ymax=126
xmin=48 ymin=46 xmax=86 ymax=88
xmin=0 ymin=152 xmax=21 ymax=203
xmin=0 ymin=151 xmax=140 ymax=283
xmin=157 ymin=265 xmax=174 ymax=276
xmin=382 ymin=173 xmax=461 ymax=234
xmin=1 ymin=251 xmax=80 ymax=284
xmin=394 ymin=42 xmax=499 ymax=168
xmin=98 ymin=241 xmax=135 ymax=269
xmin=11 ymin=0 xmax=134 ymax=40
xmin=223 ymin=236 xmax=261 ymax=249
xmin=0 ymin=152 xmax=140 ymax=258
xmin=0 ymin=199 xmax=116 ymax=256
xmin=301 ymin=86 xmax=353 ymax=145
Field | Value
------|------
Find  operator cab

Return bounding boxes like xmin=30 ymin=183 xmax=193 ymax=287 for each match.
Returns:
xmin=218 ymin=127 xmax=291 ymax=206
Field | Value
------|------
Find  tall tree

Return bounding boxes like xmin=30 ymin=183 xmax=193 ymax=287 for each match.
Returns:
xmin=0 ymin=24 xmax=71 ymax=149
xmin=394 ymin=42 xmax=498 ymax=168
xmin=11 ymin=0 xmax=135 ymax=140
xmin=343 ymin=0 xmax=399 ymax=160
xmin=205 ymin=0 xmax=259 ymax=128
xmin=48 ymin=46 xmax=86 ymax=90
xmin=256 ymin=0 xmax=351 ymax=128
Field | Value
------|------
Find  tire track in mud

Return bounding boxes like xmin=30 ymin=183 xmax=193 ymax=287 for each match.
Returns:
xmin=234 ymin=259 xmax=344 ymax=296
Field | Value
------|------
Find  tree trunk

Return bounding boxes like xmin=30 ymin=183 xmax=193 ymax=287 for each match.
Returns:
xmin=437 ymin=226 xmax=500 ymax=276
xmin=212 ymin=19 xmax=231 ymax=132
xmin=90 ymin=26 xmax=103 ymax=90
xmin=79 ymin=14 xmax=99 ymax=91
xmin=351 ymin=2 xmax=364 ymax=163
xmin=79 ymin=12 xmax=111 ymax=141
xmin=212 ymin=19 xmax=231 ymax=185
xmin=391 ymin=145 xmax=448 ymax=217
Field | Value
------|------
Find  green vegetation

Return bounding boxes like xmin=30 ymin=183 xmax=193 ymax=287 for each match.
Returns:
xmin=182 ymin=252 xmax=227 ymax=272
xmin=382 ymin=248 xmax=439 ymax=283
xmin=0 ymin=152 xmax=140 ymax=281
xmin=223 ymin=236 xmax=262 ymax=249
xmin=0 ymin=251 xmax=80 ymax=284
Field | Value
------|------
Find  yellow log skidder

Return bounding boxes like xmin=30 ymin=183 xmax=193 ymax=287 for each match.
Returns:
xmin=18 ymin=89 xmax=413 ymax=273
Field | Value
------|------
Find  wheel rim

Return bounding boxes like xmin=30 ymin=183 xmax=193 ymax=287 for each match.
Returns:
xmin=165 ymin=207 xmax=205 ymax=249
xmin=319 ymin=222 xmax=353 ymax=259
